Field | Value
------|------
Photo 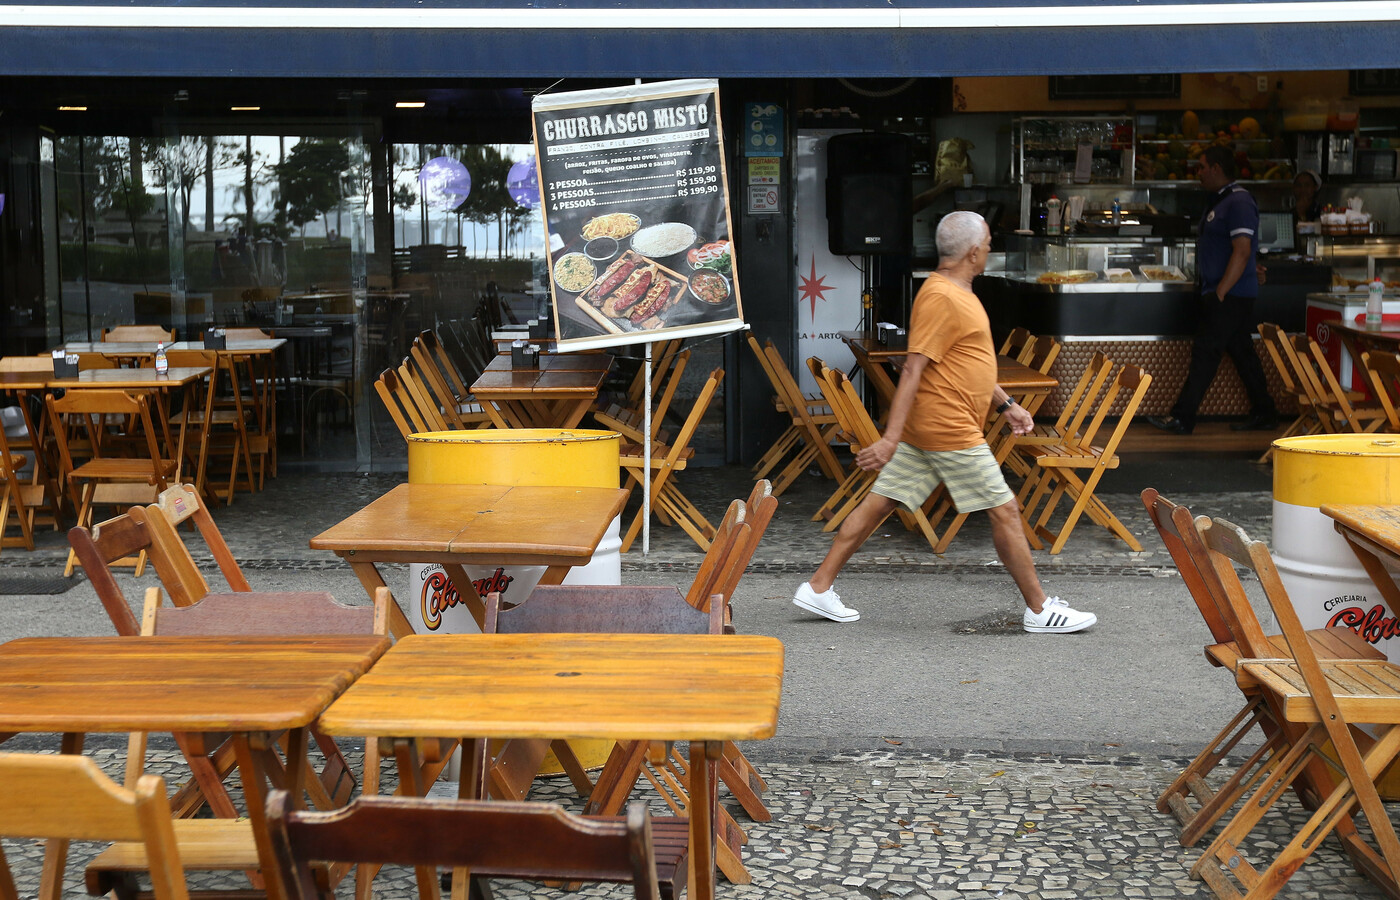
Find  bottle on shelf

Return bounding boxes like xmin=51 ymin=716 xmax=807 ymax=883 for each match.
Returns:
xmin=154 ymin=341 xmax=168 ymax=375
xmin=1368 ymin=277 xmax=1384 ymax=328
xmin=1111 ymin=198 xmax=1123 ymax=225
xmin=1046 ymin=195 xmax=1062 ymax=236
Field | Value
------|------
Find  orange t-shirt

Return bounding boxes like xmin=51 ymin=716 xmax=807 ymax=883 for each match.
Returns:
xmin=900 ymin=273 xmax=997 ymax=451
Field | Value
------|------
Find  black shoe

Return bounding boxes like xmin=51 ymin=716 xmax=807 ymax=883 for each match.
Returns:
xmin=1230 ymin=414 xmax=1279 ymax=431
xmin=1145 ymin=415 xmax=1191 ymax=435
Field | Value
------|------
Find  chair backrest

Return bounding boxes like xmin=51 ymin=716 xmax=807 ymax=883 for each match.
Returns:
xmin=1257 ymin=322 xmax=1301 ymax=395
xmin=0 ymin=753 xmax=188 ymax=900
xmin=764 ymin=341 xmax=817 ymax=421
xmin=646 ymin=368 xmax=723 ymax=466
xmin=746 ymin=333 xmax=790 ymax=413
xmin=140 ymin=585 xmax=389 ymax=638
xmin=997 ymin=327 xmax=1033 ymax=358
xmin=103 ymin=325 xmax=175 ymax=343
xmin=66 ymin=513 xmax=156 ymax=636
xmin=814 ymin=361 xmax=881 ymax=451
xmin=221 ymin=327 xmax=273 ymax=340
xmin=1282 ymin=333 xmax=1337 ymax=427
xmin=374 ymin=365 xmax=444 ymax=439
xmin=396 ymin=357 xmax=452 ymax=432
xmin=706 ymin=480 xmax=778 ymax=615
xmin=417 ymin=329 xmax=472 ymax=400
xmin=1361 ymin=350 xmax=1400 ymax=431
xmin=143 ymin=483 xmax=253 ymax=597
xmin=1139 ymin=488 xmax=1240 ymax=646
xmin=407 ymin=341 xmax=466 ymax=429
xmin=1304 ymin=334 xmax=1370 ymax=430
xmin=267 ymin=791 xmax=660 ymax=900
xmin=639 ymin=349 xmax=691 ymax=442
xmin=1067 ymin=363 xmax=1152 ymax=457
xmin=626 ymin=339 xmax=681 ymax=411
xmin=47 ymin=389 xmax=168 ymax=477
xmin=1050 ymin=350 xmax=1114 ymax=440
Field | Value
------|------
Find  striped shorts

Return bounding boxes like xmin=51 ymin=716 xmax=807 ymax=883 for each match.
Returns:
xmin=871 ymin=442 xmax=1014 ymax=515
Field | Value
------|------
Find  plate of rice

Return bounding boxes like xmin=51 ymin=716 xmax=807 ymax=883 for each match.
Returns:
xmin=630 ymin=222 xmax=698 ymax=259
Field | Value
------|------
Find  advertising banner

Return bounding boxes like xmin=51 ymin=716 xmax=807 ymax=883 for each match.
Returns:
xmin=532 ymin=78 xmax=744 ymax=351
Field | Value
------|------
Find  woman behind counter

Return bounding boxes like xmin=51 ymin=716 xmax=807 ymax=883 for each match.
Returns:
xmin=1293 ymin=169 xmax=1323 ymax=230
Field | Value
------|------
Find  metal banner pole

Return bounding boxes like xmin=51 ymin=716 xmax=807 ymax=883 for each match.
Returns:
xmin=643 ymin=340 xmax=652 ymax=556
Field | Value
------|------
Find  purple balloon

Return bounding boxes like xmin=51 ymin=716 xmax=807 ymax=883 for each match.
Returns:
xmin=418 ymin=157 xmax=472 ymax=211
xmin=0 ymin=194 xmax=5 ymax=216
xmin=507 ymin=157 xmax=540 ymax=210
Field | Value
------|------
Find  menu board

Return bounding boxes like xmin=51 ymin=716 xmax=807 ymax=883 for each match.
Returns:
xmin=532 ymin=79 xmax=744 ymax=351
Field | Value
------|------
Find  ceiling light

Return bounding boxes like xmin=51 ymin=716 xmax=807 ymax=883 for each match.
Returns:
xmin=230 ymin=106 xmax=261 ymax=111
xmin=57 ymin=106 xmax=87 ymax=112
xmin=395 ymin=101 xmax=426 ymax=109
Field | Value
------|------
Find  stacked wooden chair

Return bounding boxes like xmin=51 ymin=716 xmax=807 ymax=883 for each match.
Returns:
xmin=619 ymin=367 xmax=724 ymax=552
xmin=1190 ymin=516 xmax=1400 ymax=900
xmin=1299 ymin=333 xmax=1388 ymax=433
xmin=1002 ymin=350 xmax=1114 ymax=480
xmin=409 ymin=329 xmax=491 ymax=429
xmin=1140 ymin=488 xmax=1382 ymax=849
xmin=0 ymin=358 xmax=62 ymax=553
xmin=807 ymin=357 xmax=946 ymax=550
xmin=745 ymin=335 xmax=842 ymax=494
xmin=1016 ymin=362 xmax=1151 ymax=554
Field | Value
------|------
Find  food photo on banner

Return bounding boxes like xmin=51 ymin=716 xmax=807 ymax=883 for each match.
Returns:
xmin=532 ymin=78 xmax=744 ymax=350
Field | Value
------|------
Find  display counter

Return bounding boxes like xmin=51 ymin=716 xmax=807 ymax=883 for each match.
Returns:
xmin=964 ymin=233 xmax=1327 ymax=416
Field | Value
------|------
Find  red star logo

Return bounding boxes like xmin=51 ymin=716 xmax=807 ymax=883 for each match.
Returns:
xmin=798 ymin=255 xmax=833 ymax=321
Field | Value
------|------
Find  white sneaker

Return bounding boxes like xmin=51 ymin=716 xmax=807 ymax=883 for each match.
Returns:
xmin=792 ymin=582 xmax=860 ymax=623
xmin=1023 ymin=596 xmax=1096 ymax=634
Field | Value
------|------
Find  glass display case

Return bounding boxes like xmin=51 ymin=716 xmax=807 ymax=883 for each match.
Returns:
xmin=1001 ymin=234 xmax=1196 ymax=287
xmin=1309 ymin=235 xmax=1400 ymax=287
xmin=1012 ymin=116 xmax=1135 ymax=185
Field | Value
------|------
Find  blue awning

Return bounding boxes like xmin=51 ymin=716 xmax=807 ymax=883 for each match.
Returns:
xmin=0 ymin=2 xmax=1397 ymax=78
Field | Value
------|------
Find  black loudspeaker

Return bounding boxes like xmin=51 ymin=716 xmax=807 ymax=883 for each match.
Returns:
xmin=826 ymin=133 xmax=912 ymax=256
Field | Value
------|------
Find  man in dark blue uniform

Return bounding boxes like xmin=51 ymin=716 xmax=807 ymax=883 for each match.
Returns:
xmin=1147 ymin=145 xmax=1278 ymax=435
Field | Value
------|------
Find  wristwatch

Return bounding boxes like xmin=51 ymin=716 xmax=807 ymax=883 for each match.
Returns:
xmin=995 ymin=398 xmax=1015 ymax=414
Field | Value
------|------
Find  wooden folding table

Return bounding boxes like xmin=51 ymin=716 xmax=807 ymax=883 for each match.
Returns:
xmin=316 ymin=632 xmax=784 ymax=900
xmin=309 ymin=482 xmax=629 ymax=637
xmin=470 ymin=353 xmax=613 ymax=429
xmin=0 ymin=634 xmax=389 ymax=900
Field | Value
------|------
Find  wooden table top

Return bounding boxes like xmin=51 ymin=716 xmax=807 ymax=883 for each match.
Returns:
xmin=58 ymin=340 xmax=285 ymax=355
xmin=316 ymin=633 xmax=785 ymax=742
xmin=51 ymin=366 xmax=212 ymax=388
xmin=483 ymin=352 xmax=613 ymax=373
xmin=1334 ymin=322 xmax=1400 ymax=347
xmin=472 ymin=365 xmax=610 ymax=398
xmin=839 ymin=332 xmax=1056 ymax=389
xmin=309 ymin=482 xmax=629 ymax=565
xmin=0 ymin=635 xmax=389 ymax=733
xmin=1323 ymin=504 xmax=1400 ymax=560
xmin=839 ymin=331 xmax=907 ymax=363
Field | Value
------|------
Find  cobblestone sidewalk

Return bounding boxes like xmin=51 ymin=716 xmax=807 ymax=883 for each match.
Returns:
xmin=1 ymin=743 xmax=1384 ymax=900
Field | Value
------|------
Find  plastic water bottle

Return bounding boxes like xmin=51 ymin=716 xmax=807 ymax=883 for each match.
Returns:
xmin=1111 ymin=198 xmax=1123 ymax=225
xmin=1045 ymin=196 xmax=1062 ymax=236
xmin=154 ymin=341 xmax=168 ymax=375
xmin=1368 ymin=278 xmax=1384 ymax=328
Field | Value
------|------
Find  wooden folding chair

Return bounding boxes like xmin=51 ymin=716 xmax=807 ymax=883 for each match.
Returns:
xmin=761 ymin=340 xmax=845 ymax=493
xmin=745 ymin=334 xmax=833 ymax=486
xmin=595 ymin=349 xmax=690 ymax=444
xmin=1361 ymin=350 xmax=1400 ymax=432
xmin=138 ymin=483 xmax=252 ymax=602
xmin=1302 ymin=334 xmax=1388 ymax=433
xmin=267 ymin=791 xmax=661 ymax=900
xmin=48 ymin=389 xmax=176 ymax=577
xmin=996 ymin=326 xmax=1033 ymax=358
xmin=0 ymin=367 xmax=61 ymax=551
xmin=373 ymin=361 xmax=449 ymax=441
xmin=88 ymin=586 xmax=391 ymax=900
xmin=1256 ymin=323 xmax=1323 ymax=462
xmin=1018 ymin=363 xmax=1151 ymax=554
xmin=103 ymin=325 xmax=176 ymax=343
xmin=1192 ymin=516 xmax=1400 ymax=900
xmin=619 ymin=367 xmax=724 ymax=552
xmin=0 ymin=753 xmax=189 ymax=900
xmin=1140 ymin=488 xmax=1382 ymax=848
xmin=809 ymin=359 xmax=947 ymax=551
xmin=409 ymin=333 xmax=491 ymax=429
xmin=618 ymin=338 xmax=682 ymax=414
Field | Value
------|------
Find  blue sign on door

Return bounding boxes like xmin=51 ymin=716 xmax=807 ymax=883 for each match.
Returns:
xmin=743 ymin=103 xmax=784 ymax=157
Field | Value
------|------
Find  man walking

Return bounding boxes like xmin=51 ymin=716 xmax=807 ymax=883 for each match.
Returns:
xmin=1146 ymin=145 xmax=1278 ymax=435
xmin=791 ymin=211 xmax=1097 ymax=634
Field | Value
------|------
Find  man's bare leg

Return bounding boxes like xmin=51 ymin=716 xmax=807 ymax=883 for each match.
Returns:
xmin=809 ymin=493 xmax=899 ymax=593
xmin=986 ymin=498 xmax=1049 ymax=614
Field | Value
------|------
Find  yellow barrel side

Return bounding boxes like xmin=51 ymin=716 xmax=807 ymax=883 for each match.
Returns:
xmin=408 ymin=429 xmax=619 ymax=488
xmin=1273 ymin=435 xmax=1400 ymax=508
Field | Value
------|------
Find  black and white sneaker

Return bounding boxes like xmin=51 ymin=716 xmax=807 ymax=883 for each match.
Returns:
xmin=1023 ymin=596 xmax=1096 ymax=634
